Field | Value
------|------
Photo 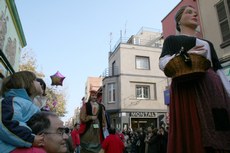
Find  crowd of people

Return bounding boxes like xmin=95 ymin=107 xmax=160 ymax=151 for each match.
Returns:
xmin=118 ymin=126 xmax=168 ymax=153
xmin=0 ymin=69 xmax=168 ymax=153
xmin=65 ymin=124 xmax=168 ymax=153
xmin=1 ymin=4 xmax=230 ymax=153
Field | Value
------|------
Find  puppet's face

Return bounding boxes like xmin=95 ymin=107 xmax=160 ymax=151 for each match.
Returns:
xmin=180 ymin=6 xmax=198 ymax=29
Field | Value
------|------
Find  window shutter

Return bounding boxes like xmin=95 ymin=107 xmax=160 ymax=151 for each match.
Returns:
xmin=217 ymin=1 xmax=230 ymax=41
xmin=217 ymin=2 xmax=227 ymax=22
xmin=228 ymin=0 xmax=230 ymax=14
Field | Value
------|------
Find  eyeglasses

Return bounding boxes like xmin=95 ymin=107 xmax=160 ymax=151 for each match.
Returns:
xmin=44 ymin=127 xmax=69 ymax=137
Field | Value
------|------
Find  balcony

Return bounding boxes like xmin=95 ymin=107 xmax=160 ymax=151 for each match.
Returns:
xmin=110 ymin=27 xmax=163 ymax=53
xmin=101 ymin=66 xmax=119 ymax=77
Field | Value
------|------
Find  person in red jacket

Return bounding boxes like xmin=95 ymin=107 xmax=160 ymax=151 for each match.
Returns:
xmin=71 ymin=123 xmax=81 ymax=153
xmin=99 ymin=127 xmax=124 ymax=153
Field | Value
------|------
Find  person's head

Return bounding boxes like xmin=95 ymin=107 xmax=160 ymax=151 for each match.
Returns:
xmin=147 ymin=126 xmax=153 ymax=133
xmin=159 ymin=127 xmax=165 ymax=132
xmin=1 ymin=71 xmax=43 ymax=98
xmin=89 ymin=90 xmax=97 ymax=102
xmin=27 ymin=111 xmax=68 ymax=153
xmin=73 ymin=122 xmax=80 ymax=130
xmin=108 ymin=127 xmax=116 ymax=135
xmin=175 ymin=5 xmax=198 ymax=32
xmin=153 ymin=128 xmax=158 ymax=134
xmin=33 ymin=78 xmax=47 ymax=108
xmin=36 ymin=78 xmax=46 ymax=96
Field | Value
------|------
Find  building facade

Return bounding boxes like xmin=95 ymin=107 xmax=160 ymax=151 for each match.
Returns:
xmin=0 ymin=0 xmax=26 ymax=85
xmin=198 ymin=0 xmax=230 ymax=80
xmin=102 ymin=27 xmax=168 ymax=131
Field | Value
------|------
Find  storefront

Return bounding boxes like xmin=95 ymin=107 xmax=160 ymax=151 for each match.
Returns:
xmin=129 ymin=112 xmax=166 ymax=131
xmin=108 ymin=111 xmax=167 ymax=131
xmin=131 ymin=118 xmax=157 ymax=131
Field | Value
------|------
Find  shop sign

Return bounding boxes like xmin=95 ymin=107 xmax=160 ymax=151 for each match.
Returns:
xmin=130 ymin=112 xmax=156 ymax=118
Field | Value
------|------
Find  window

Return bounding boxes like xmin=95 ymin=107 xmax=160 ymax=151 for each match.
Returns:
xmin=216 ymin=0 xmax=230 ymax=48
xmin=108 ymin=83 xmax=116 ymax=102
xmin=136 ymin=56 xmax=150 ymax=70
xmin=136 ymin=85 xmax=150 ymax=99
xmin=112 ymin=61 xmax=116 ymax=76
xmin=133 ymin=37 xmax=140 ymax=45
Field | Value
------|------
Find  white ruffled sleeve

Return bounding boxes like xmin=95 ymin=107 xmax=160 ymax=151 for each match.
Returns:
xmin=159 ymin=54 xmax=176 ymax=71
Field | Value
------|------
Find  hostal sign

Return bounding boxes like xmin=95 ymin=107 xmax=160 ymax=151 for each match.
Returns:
xmin=130 ymin=112 xmax=156 ymax=118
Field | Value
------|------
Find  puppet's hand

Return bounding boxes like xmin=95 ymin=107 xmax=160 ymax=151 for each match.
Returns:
xmin=188 ymin=45 xmax=207 ymax=57
xmin=188 ymin=49 xmax=207 ymax=57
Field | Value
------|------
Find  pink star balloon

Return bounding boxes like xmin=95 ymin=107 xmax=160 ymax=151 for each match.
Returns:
xmin=50 ymin=71 xmax=66 ymax=86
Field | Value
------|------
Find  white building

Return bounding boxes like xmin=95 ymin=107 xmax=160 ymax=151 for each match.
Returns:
xmin=198 ymin=0 xmax=230 ymax=80
xmin=102 ymin=27 xmax=168 ymax=131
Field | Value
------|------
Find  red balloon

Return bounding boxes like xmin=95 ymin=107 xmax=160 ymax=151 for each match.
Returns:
xmin=50 ymin=71 xmax=65 ymax=86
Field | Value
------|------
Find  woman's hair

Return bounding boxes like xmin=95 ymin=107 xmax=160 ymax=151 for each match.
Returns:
xmin=175 ymin=5 xmax=195 ymax=32
xmin=1 ymin=71 xmax=37 ymax=96
xmin=36 ymin=78 xmax=46 ymax=96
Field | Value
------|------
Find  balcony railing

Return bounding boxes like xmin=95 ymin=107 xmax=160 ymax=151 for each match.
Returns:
xmin=110 ymin=29 xmax=163 ymax=53
xmin=101 ymin=66 xmax=119 ymax=77
xmin=111 ymin=37 xmax=129 ymax=52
